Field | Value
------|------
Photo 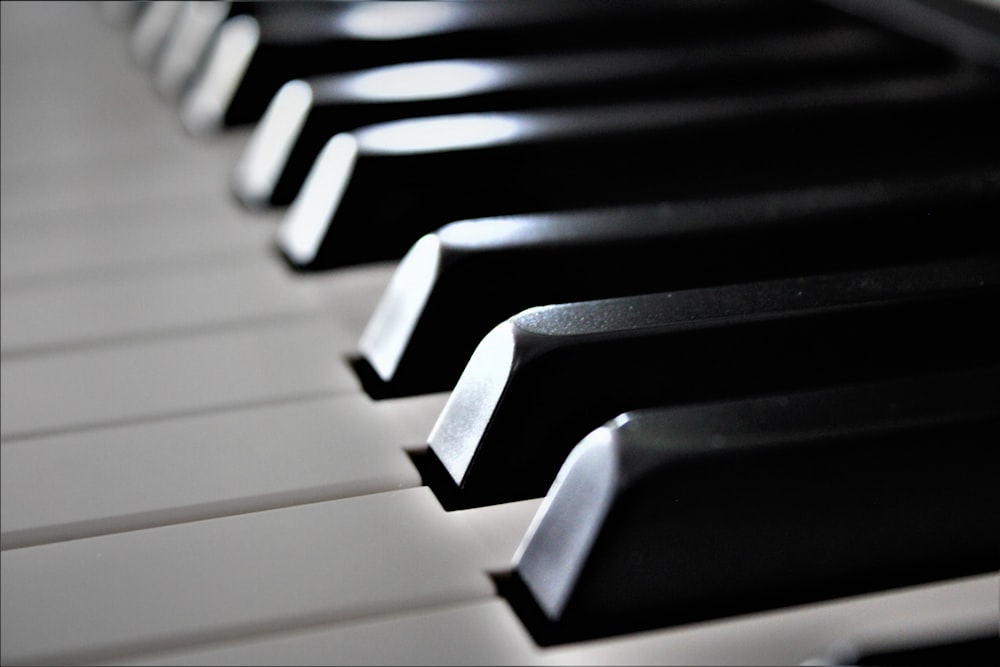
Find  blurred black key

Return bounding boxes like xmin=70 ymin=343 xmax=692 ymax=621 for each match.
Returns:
xmin=180 ymin=0 xmax=841 ymax=133
xmin=131 ymin=0 xmax=184 ymax=70
xmin=153 ymin=1 xmax=260 ymax=102
xmin=233 ymin=24 xmax=947 ymax=208
xmin=98 ymin=0 xmax=148 ymax=30
xmin=811 ymin=630 xmax=999 ymax=666
xmin=356 ymin=169 xmax=1000 ymax=398
xmin=424 ymin=257 xmax=1000 ymax=507
xmin=275 ymin=69 xmax=1000 ymax=271
xmin=504 ymin=368 xmax=999 ymax=644
xmin=821 ymin=0 xmax=1000 ymax=69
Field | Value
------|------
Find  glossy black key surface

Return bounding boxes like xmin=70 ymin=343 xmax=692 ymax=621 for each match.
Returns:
xmin=183 ymin=0 xmax=817 ymax=134
xmin=505 ymin=368 xmax=999 ymax=644
xmin=821 ymin=0 xmax=1000 ymax=69
xmin=233 ymin=24 xmax=947 ymax=208
xmin=275 ymin=69 xmax=1000 ymax=271
xmin=356 ymin=169 xmax=1000 ymax=397
xmin=812 ymin=631 xmax=999 ymax=666
xmin=424 ymin=257 xmax=1000 ymax=507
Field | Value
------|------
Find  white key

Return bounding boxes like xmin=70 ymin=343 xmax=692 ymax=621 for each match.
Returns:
xmin=0 ymin=488 xmax=504 ymax=666
xmin=0 ymin=258 xmax=391 ymax=354
xmin=0 ymin=311 xmax=379 ymax=439
xmin=108 ymin=600 xmax=542 ymax=666
xmin=102 ymin=575 xmax=999 ymax=666
xmin=0 ymin=195 xmax=273 ymax=284
xmin=0 ymin=392 xmax=451 ymax=550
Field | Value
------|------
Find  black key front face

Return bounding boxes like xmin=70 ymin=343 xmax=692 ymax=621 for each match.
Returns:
xmin=356 ymin=169 xmax=1000 ymax=397
xmin=153 ymin=1 xmax=260 ymax=102
xmin=275 ymin=69 xmax=1000 ymax=271
xmin=507 ymin=368 xmax=1000 ymax=644
xmin=185 ymin=0 xmax=819 ymax=133
xmin=425 ymin=257 xmax=1000 ymax=507
xmin=233 ymin=23 xmax=948 ymax=208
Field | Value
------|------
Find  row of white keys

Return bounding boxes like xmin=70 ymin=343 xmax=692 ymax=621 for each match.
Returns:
xmin=1 ymin=0 xmax=451 ymax=582
xmin=1 ymin=488 xmax=543 ymax=665
xmin=104 ymin=575 xmax=998 ymax=666
xmin=0 ymin=0 xmax=452 ymax=566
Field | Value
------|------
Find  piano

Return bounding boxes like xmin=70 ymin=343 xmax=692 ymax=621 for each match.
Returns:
xmin=1 ymin=1 xmax=997 ymax=664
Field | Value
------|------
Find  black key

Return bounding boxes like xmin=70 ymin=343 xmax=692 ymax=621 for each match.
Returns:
xmin=356 ymin=169 xmax=1000 ymax=398
xmin=821 ymin=0 xmax=1000 ymax=70
xmin=183 ymin=0 xmax=819 ymax=134
xmin=812 ymin=631 xmax=999 ymax=666
xmin=424 ymin=257 xmax=1000 ymax=507
xmin=153 ymin=1 xmax=258 ymax=102
xmin=233 ymin=24 xmax=947 ymax=208
xmin=131 ymin=0 xmax=185 ymax=70
xmin=504 ymin=368 xmax=999 ymax=644
xmin=275 ymin=69 xmax=1000 ymax=271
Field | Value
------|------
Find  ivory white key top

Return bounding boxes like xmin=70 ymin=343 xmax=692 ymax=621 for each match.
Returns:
xmin=108 ymin=600 xmax=542 ymax=666
xmin=0 ymin=488 xmax=499 ymax=666
xmin=0 ymin=196 xmax=274 ymax=284
xmin=103 ymin=575 xmax=998 ymax=666
xmin=0 ymin=314 xmax=371 ymax=440
xmin=0 ymin=260 xmax=392 ymax=355
xmin=0 ymin=392 xmax=449 ymax=550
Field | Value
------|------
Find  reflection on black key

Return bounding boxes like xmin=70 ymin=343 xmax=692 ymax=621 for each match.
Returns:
xmin=810 ymin=630 xmax=999 ymax=666
xmin=356 ymin=169 xmax=1000 ymax=398
xmin=153 ymin=0 xmax=250 ymax=102
xmin=504 ymin=368 xmax=999 ymax=645
xmin=822 ymin=0 xmax=1000 ymax=70
xmin=183 ymin=0 xmax=812 ymax=134
xmin=425 ymin=257 xmax=1000 ymax=507
xmin=233 ymin=25 xmax=945 ymax=208
xmin=275 ymin=70 xmax=1000 ymax=271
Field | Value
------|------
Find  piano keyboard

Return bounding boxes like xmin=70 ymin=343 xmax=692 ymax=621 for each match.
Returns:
xmin=1 ymin=1 xmax=997 ymax=665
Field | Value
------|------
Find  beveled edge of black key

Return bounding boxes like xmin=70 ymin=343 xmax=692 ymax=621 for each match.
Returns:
xmin=357 ymin=169 xmax=1000 ymax=397
xmin=154 ymin=0 xmax=235 ymax=104
xmin=232 ymin=78 xmax=314 ymax=210
xmin=505 ymin=367 xmax=1000 ymax=645
xmin=427 ymin=319 xmax=522 ymax=490
xmin=181 ymin=13 xmax=260 ymax=136
xmin=275 ymin=132 xmax=361 ymax=270
xmin=356 ymin=212 xmax=597 ymax=392
xmin=358 ymin=234 xmax=443 ymax=384
xmin=130 ymin=0 xmax=184 ymax=71
xmin=426 ymin=256 xmax=1000 ymax=506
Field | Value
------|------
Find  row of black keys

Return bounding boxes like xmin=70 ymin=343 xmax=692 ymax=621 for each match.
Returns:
xmin=116 ymin=0 xmax=999 ymax=653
